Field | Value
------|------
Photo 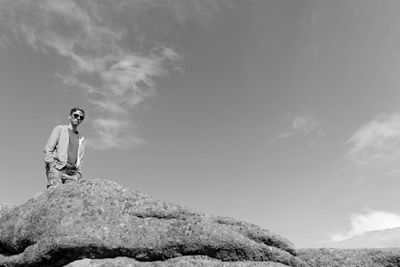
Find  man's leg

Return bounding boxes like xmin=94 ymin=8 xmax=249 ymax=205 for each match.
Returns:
xmin=46 ymin=163 xmax=62 ymax=188
xmin=60 ymin=170 xmax=80 ymax=184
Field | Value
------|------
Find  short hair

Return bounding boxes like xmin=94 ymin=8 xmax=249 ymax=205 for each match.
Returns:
xmin=70 ymin=107 xmax=85 ymax=117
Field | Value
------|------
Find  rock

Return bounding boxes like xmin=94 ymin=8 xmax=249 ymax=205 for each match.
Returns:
xmin=0 ymin=203 xmax=14 ymax=219
xmin=0 ymin=179 xmax=307 ymax=267
xmin=66 ymin=256 xmax=291 ymax=266
xmin=298 ymin=248 xmax=400 ymax=267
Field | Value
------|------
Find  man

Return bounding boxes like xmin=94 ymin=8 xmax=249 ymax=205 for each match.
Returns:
xmin=44 ymin=108 xmax=86 ymax=188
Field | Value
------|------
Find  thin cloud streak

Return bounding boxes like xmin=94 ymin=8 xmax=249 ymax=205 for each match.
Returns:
xmin=277 ymin=111 xmax=324 ymax=141
xmin=91 ymin=118 xmax=145 ymax=150
xmin=344 ymin=113 xmax=400 ymax=166
xmin=0 ymin=0 xmax=229 ymax=149
xmin=332 ymin=209 xmax=400 ymax=242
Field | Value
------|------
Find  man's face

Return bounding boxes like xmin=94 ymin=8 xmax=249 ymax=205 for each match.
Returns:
xmin=69 ymin=110 xmax=85 ymax=126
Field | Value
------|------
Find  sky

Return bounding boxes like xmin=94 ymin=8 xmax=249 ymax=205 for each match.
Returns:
xmin=1 ymin=0 xmax=400 ymax=248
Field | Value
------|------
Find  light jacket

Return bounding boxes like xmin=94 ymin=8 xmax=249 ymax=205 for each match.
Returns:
xmin=43 ymin=124 xmax=85 ymax=173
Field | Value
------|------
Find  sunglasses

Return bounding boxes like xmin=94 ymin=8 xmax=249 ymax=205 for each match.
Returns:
xmin=72 ymin=113 xmax=84 ymax=120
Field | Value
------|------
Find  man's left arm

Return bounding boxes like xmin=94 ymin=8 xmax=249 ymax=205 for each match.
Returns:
xmin=77 ymin=139 xmax=85 ymax=179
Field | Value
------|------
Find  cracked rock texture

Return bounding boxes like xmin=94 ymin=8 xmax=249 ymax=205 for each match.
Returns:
xmin=0 ymin=179 xmax=307 ymax=267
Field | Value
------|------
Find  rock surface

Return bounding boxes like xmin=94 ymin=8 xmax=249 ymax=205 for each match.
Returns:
xmin=298 ymin=248 xmax=400 ymax=267
xmin=0 ymin=179 xmax=307 ymax=267
xmin=0 ymin=203 xmax=14 ymax=219
xmin=66 ymin=256 xmax=290 ymax=266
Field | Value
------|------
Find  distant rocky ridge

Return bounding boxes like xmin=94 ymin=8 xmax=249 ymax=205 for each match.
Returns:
xmin=0 ymin=179 xmax=306 ymax=267
xmin=297 ymin=248 xmax=400 ymax=267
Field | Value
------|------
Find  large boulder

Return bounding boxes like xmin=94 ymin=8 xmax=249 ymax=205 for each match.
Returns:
xmin=0 ymin=179 xmax=308 ymax=267
xmin=0 ymin=203 xmax=14 ymax=219
xmin=66 ymin=256 xmax=291 ymax=266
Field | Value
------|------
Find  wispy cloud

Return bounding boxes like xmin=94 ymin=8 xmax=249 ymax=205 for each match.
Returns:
xmin=0 ymin=0 xmax=230 ymax=149
xmin=344 ymin=113 xmax=400 ymax=166
xmin=387 ymin=169 xmax=400 ymax=178
xmin=276 ymin=111 xmax=324 ymax=144
xmin=91 ymin=118 xmax=145 ymax=150
xmin=331 ymin=209 xmax=400 ymax=242
xmin=150 ymin=0 xmax=234 ymax=25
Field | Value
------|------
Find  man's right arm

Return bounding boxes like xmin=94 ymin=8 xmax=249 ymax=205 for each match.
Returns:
xmin=43 ymin=126 xmax=60 ymax=164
